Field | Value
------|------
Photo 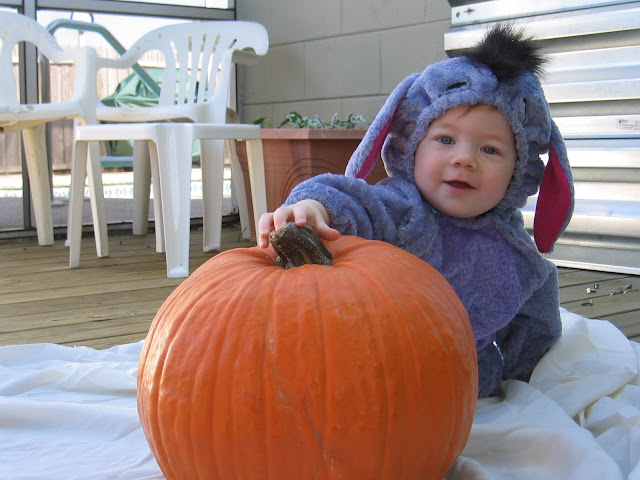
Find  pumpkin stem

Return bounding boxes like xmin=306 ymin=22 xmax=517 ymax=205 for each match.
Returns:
xmin=268 ymin=223 xmax=333 ymax=268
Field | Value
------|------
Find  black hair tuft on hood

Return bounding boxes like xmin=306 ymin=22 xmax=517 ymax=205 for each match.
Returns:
xmin=462 ymin=23 xmax=547 ymax=82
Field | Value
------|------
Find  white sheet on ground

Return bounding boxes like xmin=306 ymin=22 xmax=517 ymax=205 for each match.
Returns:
xmin=0 ymin=342 xmax=161 ymax=480
xmin=447 ymin=309 xmax=640 ymax=480
xmin=0 ymin=309 xmax=638 ymax=480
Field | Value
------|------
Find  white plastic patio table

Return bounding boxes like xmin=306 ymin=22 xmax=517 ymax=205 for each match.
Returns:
xmin=68 ymin=122 xmax=267 ymax=278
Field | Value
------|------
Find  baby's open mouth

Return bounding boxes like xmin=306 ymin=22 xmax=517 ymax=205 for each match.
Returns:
xmin=446 ymin=180 xmax=473 ymax=190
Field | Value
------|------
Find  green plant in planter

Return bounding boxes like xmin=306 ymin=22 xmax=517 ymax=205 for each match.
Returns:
xmin=237 ymin=111 xmax=381 ymax=241
xmin=254 ymin=112 xmax=366 ymax=129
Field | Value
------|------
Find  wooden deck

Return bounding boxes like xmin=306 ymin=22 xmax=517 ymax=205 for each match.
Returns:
xmin=0 ymin=223 xmax=638 ymax=349
xmin=0 ymin=223 xmax=253 ymax=349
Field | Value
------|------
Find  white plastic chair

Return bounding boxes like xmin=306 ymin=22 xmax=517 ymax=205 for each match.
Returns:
xmin=68 ymin=20 xmax=269 ymax=277
xmin=0 ymin=12 xmax=107 ymax=253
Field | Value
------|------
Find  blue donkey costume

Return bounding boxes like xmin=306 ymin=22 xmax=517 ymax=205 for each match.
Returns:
xmin=285 ymin=25 xmax=574 ymax=397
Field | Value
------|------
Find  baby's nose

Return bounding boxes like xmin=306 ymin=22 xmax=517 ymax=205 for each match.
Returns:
xmin=451 ymin=147 xmax=478 ymax=169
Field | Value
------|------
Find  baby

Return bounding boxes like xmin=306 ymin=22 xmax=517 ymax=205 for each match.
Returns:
xmin=259 ymin=24 xmax=574 ymax=398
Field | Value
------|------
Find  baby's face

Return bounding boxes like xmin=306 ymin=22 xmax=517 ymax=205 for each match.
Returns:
xmin=413 ymin=105 xmax=516 ymax=219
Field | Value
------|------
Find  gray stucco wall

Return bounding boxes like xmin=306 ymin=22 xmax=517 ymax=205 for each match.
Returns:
xmin=235 ymin=0 xmax=451 ymax=127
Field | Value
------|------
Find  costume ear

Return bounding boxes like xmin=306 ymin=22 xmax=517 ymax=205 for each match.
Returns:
xmin=345 ymin=73 xmax=420 ymax=179
xmin=533 ymin=124 xmax=574 ymax=253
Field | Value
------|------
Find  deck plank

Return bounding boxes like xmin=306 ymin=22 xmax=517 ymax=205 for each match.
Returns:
xmin=0 ymin=225 xmax=253 ymax=349
xmin=0 ymin=227 xmax=638 ymax=350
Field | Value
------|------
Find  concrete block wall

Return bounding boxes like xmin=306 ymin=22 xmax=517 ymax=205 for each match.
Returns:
xmin=235 ymin=0 xmax=451 ymax=128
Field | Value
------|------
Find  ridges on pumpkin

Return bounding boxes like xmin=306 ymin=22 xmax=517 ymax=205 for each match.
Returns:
xmin=138 ymin=234 xmax=477 ymax=480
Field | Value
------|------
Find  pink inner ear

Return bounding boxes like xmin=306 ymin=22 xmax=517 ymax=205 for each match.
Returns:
xmin=534 ymin=146 xmax=572 ymax=253
xmin=355 ymin=116 xmax=394 ymax=179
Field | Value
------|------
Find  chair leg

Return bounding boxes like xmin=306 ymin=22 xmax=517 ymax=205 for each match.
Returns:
xmin=85 ymin=141 xmax=109 ymax=258
xmin=226 ymin=139 xmax=252 ymax=240
xmin=68 ymin=140 xmax=88 ymax=268
xmin=223 ymin=109 xmax=251 ymax=239
xmin=148 ymin=146 xmax=164 ymax=253
xmin=132 ymin=140 xmax=151 ymax=236
xmin=200 ymin=138 xmax=225 ymax=252
xmin=153 ymin=125 xmax=192 ymax=278
xmin=21 ymin=125 xmax=54 ymax=246
xmin=133 ymin=139 xmax=165 ymax=253
xmin=244 ymin=138 xmax=268 ymax=240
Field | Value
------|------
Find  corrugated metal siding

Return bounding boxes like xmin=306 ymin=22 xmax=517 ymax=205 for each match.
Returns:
xmin=444 ymin=0 xmax=640 ymax=274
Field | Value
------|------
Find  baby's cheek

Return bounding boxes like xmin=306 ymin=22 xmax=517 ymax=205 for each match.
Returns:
xmin=413 ymin=162 xmax=435 ymax=197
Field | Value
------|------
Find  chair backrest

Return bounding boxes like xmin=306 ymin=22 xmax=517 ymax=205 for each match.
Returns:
xmin=96 ymin=21 xmax=269 ymax=124
xmin=0 ymin=11 xmax=97 ymax=123
xmin=0 ymin=12 xmax=58 ymax=108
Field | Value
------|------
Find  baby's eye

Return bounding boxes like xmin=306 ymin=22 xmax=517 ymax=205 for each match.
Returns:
xmin=482 ymin=146 xmax=497 ymax=154
xmin=439 ymin=136 xmax=453 ymax=145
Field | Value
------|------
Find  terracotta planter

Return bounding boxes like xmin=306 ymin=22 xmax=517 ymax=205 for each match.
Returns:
xmin=236 ymin=128 xmax=388 ymax=240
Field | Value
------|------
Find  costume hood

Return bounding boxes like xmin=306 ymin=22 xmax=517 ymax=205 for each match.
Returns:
xmin=345 ymin=24 xmax=573 ymax=253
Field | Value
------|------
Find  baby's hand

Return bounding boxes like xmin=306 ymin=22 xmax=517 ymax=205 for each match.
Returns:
xmin=258 ymin=199 xmax=339 ymax=248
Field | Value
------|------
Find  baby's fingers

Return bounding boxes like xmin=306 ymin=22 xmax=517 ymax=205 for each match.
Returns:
xmin=313 ymin=223 xmax=340 ymax=241
xmin=272 ymin=206 xmax=299 ymax=231
xmin=258 ymin=212 xmax=276 ymax=248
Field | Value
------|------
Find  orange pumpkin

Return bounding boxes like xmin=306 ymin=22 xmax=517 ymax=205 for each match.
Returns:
xmin=138 ymin=232 xmax=477 ymax=480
